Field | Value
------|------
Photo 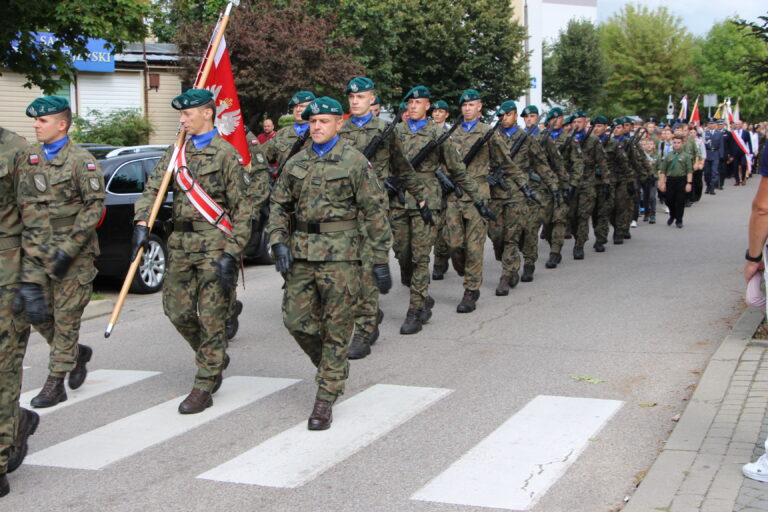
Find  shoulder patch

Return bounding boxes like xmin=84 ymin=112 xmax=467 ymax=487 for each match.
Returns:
xmin=29 ymin=154 xmax=39 ymax=165
xmin=89 ymin=177 xmax=101 ymax=191
xmin=251 ymin=139 xmax=259 ymax=145
xmin=243 ymin=171 xmax=251 ymax=185
xmin=87 ymin=162 xmax=97 ymax=171
xmin=33 ymin=173 xmax=47 ymax=192
xmin=238 ymin=156 xmax=244 ymax=165
xmin=256 ymin=153 xmax=265 ymax=163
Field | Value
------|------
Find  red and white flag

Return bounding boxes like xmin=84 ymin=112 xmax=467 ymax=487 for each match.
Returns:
xmin=688 ymin=96 xmax=700 ymax=125
xmin=197 ymin=32 xmax=250 ymax=166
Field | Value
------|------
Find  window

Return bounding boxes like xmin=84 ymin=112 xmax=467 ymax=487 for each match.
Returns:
xmin=108 ymin=161 xmax=144 ymax=194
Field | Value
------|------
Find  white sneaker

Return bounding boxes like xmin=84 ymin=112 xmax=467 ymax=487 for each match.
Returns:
xmin=664 ymin=207 xmax=670 ymax=214
xmin=743 ymin=441 xmax=768 ymax=483
xmin=630 ymin=220 xmax=638 ymax=228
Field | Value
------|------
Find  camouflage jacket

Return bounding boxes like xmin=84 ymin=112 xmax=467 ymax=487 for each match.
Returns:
xmin=536 ymin=130 xmax=567 ymax=190
xmin=15 ymin=138 xmax=104 ymax=285
xmin=601 ymin=135 xmax=632 ymax=183
xmin=339 ymin=116 xmax=424 ymax=206
xmin=577 ymin=133 xmax=610 ymax=187
xmin=0 ymin=127 xmax=29 ymax=286
xmin=552 ymin=131 xmax=585 ymax=189
xmin=267 ymin=139 xmax=392 ymax=263
xmin=135 ymin=134 xmax=251 ymax=258
xmin=262 ymin=124 xmax=311 ymax=170
xmin=452 ymin=122 xmax=522 ymax=203
xmin=498 ymin=126 xmax=555 ymax=195
xmin=395 ymin=119 xmax=482 ymax=210
xmin=245 ymin=130 xmax=272 ymax=226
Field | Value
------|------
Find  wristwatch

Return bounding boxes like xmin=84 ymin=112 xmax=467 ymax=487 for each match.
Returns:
xmin=745 ymin=250 xmax=763 ymax=262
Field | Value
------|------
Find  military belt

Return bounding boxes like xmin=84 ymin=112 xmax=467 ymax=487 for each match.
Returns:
xmin=295 ymin=220 xmax=357 ymax=234
xmin=50 ymin=215 xmax=76 ymax=229
xmin=0 ymin=236 xmax=21 ymax=251
xmin=174 ymin=220 xmax=217 ymax=232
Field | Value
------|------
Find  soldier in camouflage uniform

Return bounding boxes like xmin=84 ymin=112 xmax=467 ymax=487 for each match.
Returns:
xmin=0 ymin=126 xmax=38 ymax=497
xmin=15 ymin=97 xmax=102 ymax=409
xmin=132 ymin=90 xmax=251 ymax=414
xmin=444 ymin=89 xmax=508 ymax=312
xmin=593 ymin=117 xmax=630 ymax=249
xmin=339 ymin=77 xmax=428 ymax=359
xmin=569 ymin=111 xmax=610 ymax=260
xmin=393 ymin=86 xmax=489 ymax=333
xmin=517 ymin=105 xmax=560 ymax=282
xmin=430 ymin=99 xmax=453 ymax=281
xmin=267 ymin=96 xmax=392 ymax=430
xmin=610 ymin=118 xmax=642 ymax=243
xmin=490 ymin=101 xmax=537 ymax=296
xmin=262 ymin=90 xmax=315 ymax=170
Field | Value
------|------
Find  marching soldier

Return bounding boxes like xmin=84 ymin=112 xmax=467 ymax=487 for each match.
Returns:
xmin=262 ymin=90 xmax=315 ymax=170
xmin=394 ymin=86 xmax=489 ymax=332
xmin=595 ymin=117 xmax=631 ymax=246
xmin=267 ymin=96 xmax=392 ymax=430
xmin=431 ymin=100 xmax=453 ymax=282
xmin=338 ymin=76 xmax=428 ymax=359
xmin=430 ymin=100 xmax=451 ymax=129
xmin=132 ymin=89 xmax=251 ymax=414
xmin=15 ymin=97 xmax=102 ymax=408
xmin=370 ymin=95 xmax=382 ymax=117
xmin=0 ymin=126 xmax=38 ymax=497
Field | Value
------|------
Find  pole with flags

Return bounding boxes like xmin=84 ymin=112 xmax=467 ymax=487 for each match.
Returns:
xmin=104 ymin=1 xmax=240 ymax=338
xmin=733 ymin=97 xmax=741 ymax=123
xmin=688 ymin=95 xmax=700 ymax=125
xmin=678 ymin=95 xmax=688 ymax=121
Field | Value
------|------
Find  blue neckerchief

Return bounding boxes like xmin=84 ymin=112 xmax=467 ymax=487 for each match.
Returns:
xmin=294 ymin=122 xmax=309 ymax=136
xmin=613 ymin=134 xmax=627 ymax=143
xmin=599 ymin=134 xmax=608 ymax=143
xmin=312 ymin=136 xmax=339 ymax=157
xmin=462 ymin=119 xmax=480 ymax=133
xmin=43 ymin=136 xmax=69 ymax=160
xmin=574 ymin=129 xmax=586 ymax=142
xmin=408 ymin=118 xmax=428 ymax=133
xmin=351 ymin=113 xmax=373 ymax=128
xmin=502 ymin=125 xmax=519 ymax=138
xmin=550 ymin=128 xmax=563 ymax=141
xmin=530 ymin=126 xmax=539 ymax=136
xmin=191 ymin=128 xmax=217 ymax=150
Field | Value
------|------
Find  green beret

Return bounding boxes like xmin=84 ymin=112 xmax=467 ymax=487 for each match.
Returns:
xmin=622 ymin=117 xmax=633 ymax=124
xmin=398 ymin=102 xmax=407 ymax=112
xmin=496 ymin=100 xmax=517 ymax=116
xmin=345 ymin=77 xmax=375 ymax=94
xmin=372 ymin=95 xmax=380 ymax=106
xmin=458 ymin=89 xmax=481 ymax=106
xmin=432 ymin=100 xmax=449 ymax=111
xmin=26 ymin=96 xmax=70 ymax=118
xmin=564 ymin=115 xmax=574 ymax=125
xmin=572 ymin=110 xmax=587 ymax=119
xmin=544 ymin=107 xmax=564 ymax=123
xmin=404 ymin=85 xmax=430 ymax=101
xmin=171 ymin=89 xmax=213 ymax=110
xmin=593 ymin=115 xmax=609 ymax=125
xmin=522 ymin=105 xmax=539 ymax=116
xmin=301 ymin=96 xmax=343 ymax=120
xmin=288 ymin=90 xmax=316 ymax=107
xmin=612 ymin=117 xmax=623 ymax=126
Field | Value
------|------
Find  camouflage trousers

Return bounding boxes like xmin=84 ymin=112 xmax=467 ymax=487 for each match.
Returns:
xmin=567 ymin=185 xmax=597 ymax=248
xmin=442 ymin=199 xmax=487 ymax=291
xmin=282 ymin=260 xmax=360 ymax=402
xmin=433 ymin=206 xmax=450 ymax=271
xmin=541 ymin=193 xmax=569 ymax=254
xmin=163 ymin=249 xmax=230 ymax=393
xmin=592 ymin=185 xmax=614 ymax=244
xmin=0 ymin=285 xmax=30 ymax=472
xmin=611 ymin=180 xmax=633 ymax=237
xmin=520 ymin=184 xmax=551 ymax=266
xmin=390 ymin=208 xmax=437 ymax=309
xmin=487 ymin=199 xmax=528 ymax=277
xmin=37 ymin=253 xmax=96 ymax=376
xmin=355 ymin=229 xmax=380 ymax=338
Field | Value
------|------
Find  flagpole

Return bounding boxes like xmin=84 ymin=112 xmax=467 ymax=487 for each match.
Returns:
xmin=104 ymin=1 xmax=238 ymax=338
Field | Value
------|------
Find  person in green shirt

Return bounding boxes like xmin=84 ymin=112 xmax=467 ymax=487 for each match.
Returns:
xmin=658 ymin=134 xmax=693 ymax=228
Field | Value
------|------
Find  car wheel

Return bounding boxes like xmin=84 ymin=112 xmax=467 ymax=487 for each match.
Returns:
xmin=130 ymin=234 xmax=167 ymax=294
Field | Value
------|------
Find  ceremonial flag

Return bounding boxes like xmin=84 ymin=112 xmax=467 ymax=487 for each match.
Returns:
xmin=733 ymin=98 xmax=741 ymax=123
xmin=714 ymin=103 xmax=723 ymax=120
xmin=197 ymin=29 xmax=250 ymax=166
xmin=688 ymin=95 xmax=700 ymax=125
xmin=678 ymin=95 xmax=688 ymax=120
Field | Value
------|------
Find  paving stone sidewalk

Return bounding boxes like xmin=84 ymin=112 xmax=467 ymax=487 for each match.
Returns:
xmin=625 ymin=307 xmax=768 ymax=512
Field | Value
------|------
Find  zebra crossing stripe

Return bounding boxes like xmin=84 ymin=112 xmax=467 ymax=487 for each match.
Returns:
xmin=20 ymin=369 xmax=161 ymax=417
xmin=411 ymin=395 xmax=624 ymax=511
xmin=25 ymin=376 xmax=299 ymax=470
xmin=197 ymin=383 xmax=452 ymax=488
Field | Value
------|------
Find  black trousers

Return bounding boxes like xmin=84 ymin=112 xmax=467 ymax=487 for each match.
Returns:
xmin=692 ymin=169 xmax=703 ymax=201
xmin=665 ymin=177 xmax=687 ymax=223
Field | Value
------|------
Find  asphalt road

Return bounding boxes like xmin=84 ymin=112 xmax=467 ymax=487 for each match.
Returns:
xmin=6 ymin=178 xmax=754 ymax=512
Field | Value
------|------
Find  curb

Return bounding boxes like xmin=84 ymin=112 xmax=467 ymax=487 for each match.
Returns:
xmin=82 ymin=299 xmax=115 ymax=322
xmin=623 ymin=306 xmax=765 ymax=511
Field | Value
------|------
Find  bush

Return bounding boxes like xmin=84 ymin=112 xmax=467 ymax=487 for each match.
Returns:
xmin=278 ymin=115 xmax=293 ymax=128
xmin=72 ymin=109 xmax=154 ymax=146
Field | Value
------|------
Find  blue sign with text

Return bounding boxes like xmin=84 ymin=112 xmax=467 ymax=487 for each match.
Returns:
xmin=31 ymin=32 xmax=115 ymax=72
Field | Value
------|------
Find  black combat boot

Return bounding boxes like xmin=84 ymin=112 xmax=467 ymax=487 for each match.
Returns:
xmin=520 ymin=264 xmax=535 ymax=282
xmin=348 ymin=332 xmax=371 ymax=360
xmin=612 ymin=233 xmax=624 ymax=245
xmin=496 ymin=275 xmax=511 ymax=296
xmin=573 ymin=246 xmax=585 ymax=260
xmin=420 ymin=296 xmax=435 ymax=323
xmin=432 ymin=262 xmax=448 ymax=280
xmin=7 ymin=408 xmax=39 ymax=473
xmin=308 ymin=399 xmax=333 ymax=431
xmin=400 ymin=309 xmax=423 ymax=335
xmin=211 ymin=354 xmax=230 ymax=394
xmin=226 ymin=300 xmax=243 ymax=340
xmin=68 ymin=344 xmax=92 ymax=390
xmin=623 ymin=231 xmax=631 ymax=239
xmin=456 ymin=289 xmax=480 ymax=313
xmin=30 ymin=376 xmax=67 ymax=408
xmin=178 ymin=388 xmax=213 ymax=414
xmin=0 ymin=473 xmax=8 ymax=497
xmin=545 ymin=252 xmax=562 ymax=269
xmin=593 ymin=241 xmax=606 ymax=252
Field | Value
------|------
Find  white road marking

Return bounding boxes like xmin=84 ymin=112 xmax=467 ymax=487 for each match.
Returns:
xmin=26 ymin=376 xmax=299 ymax=470
xmin=197 ymin=383 xmax=452 ymax=488
xmin=21 ymin=369 xmax=160 ymax=417
xmin=411 ymin=395 xmax=624 ymax=511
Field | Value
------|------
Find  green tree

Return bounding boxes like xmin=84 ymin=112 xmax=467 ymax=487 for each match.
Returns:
xmin=599 ymin=4 xmax=696 ymax=119
xmin=543 ymin=19 xmax=608 ymax=109
xmin=148 ymin=0 xmax=228 ymax=43
xmin=71 ymin=109 xmax=154 ymax=146
xmin=1 ymin=0 xmax=148 ymax=93
xmin=695 ymin=18 xmax=768 ymax=121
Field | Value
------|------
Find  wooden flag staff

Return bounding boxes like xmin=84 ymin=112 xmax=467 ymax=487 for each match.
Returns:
xmin=104 ymin=1 xmax=237 ymax=338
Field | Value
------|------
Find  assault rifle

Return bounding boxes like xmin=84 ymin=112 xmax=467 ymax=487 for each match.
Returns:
xmin=463 ymin=120 xmax=501 ymax=167
xmin=275 ymin=128 xmax=311 ymax=177
xmin=362 ymin=110 xmax=401 ymax=160
xmin=409 ymin=115 xmax=464 ymax=197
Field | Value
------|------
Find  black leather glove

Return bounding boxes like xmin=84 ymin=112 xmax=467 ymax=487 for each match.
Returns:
xmin=474 ymin=201 xmax=497 ymax=221
xmin=383 ymin=177 xmax=399 ymax=200
xmin=272 ymin=243 xmax=293 ymax=276
xmin=372 ymin=263 xmax=392 ymax=295
xmin=51 ymin=249 xmax=73 ymax=279
xmin=18 ymin=283 xmax=50 ymax=325
xmin=600 ymin=183 xmax=611 ymax=199
xmin=435 ymin=170 xmax=456 ymax=195
xmin=552 ymin=190 xmax=561 ymax=207
xmin=214 ymin=253 xmax=238 ymax=289
xmin=627 ymin=181 xmax=636 ymax=195
xmin=130 ymin=224 xmax=150 ymax=262
xmin=521 ymin=185 xmax=541 ymax=205
xmin=486 ymin=173 xmax=499 ymax=188
xmin=419 ymin=203 xmax=435 ymax=226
